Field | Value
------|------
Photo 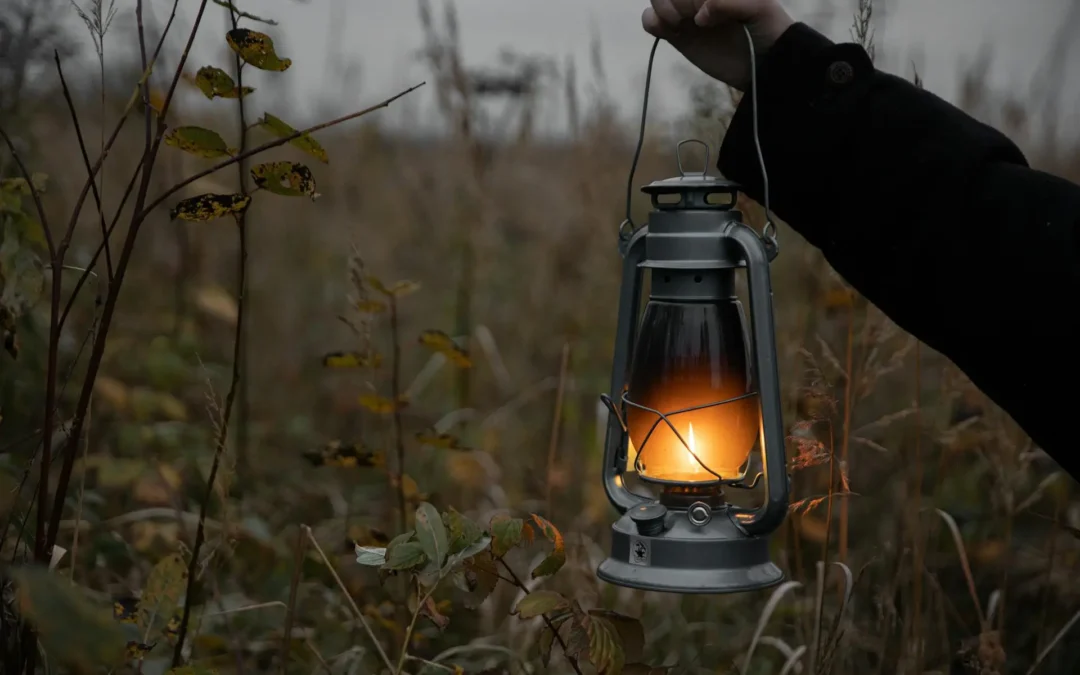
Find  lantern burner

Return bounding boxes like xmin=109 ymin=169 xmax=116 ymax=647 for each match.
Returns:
xmin=659 ymin=484 xmax=724 ymax=509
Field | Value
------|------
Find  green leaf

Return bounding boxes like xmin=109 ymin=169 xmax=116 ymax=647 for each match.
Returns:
xmin=193 ymin=65 xmax=254 ymax=99
xmin=489 ymin=513 xmax=528 ymax=557
xmin=226 ymin=28 xmax=292 ymax=71
xmin=513 ymin=590 xmax=570 ymax=619
xmin=588 ymin=609 xmax=645 ymax=664
xmin=10 ymin=566 xmax=128 ymax=669
xmin=256 ymin=112 xmax=328 ymax=163
xmin=585 ymin=613 xmax=627 ymax=674
xmin=250 ymin=161 xmax=319 ymax=201
xmin=415 ymin=502 xmax=449 ymax=568
xmin=383 ymin=541 xmax=428 ymax=571
xmin=164 ymin=126 xmax=236 ymax=158
xmin=444 ymin=507 xmax=484 ymax=554
xmin=212 ymin=0 xmax=278 ymax=25
xmin=355 ymin=545 xmax=388 ymax=566
xmin=169 ymin=193 xmax=251 ymax=221
xmin=529 ymin=513 xmax=567 ymax=578
xmin=138 ymin=553 xmax=189 ymax=632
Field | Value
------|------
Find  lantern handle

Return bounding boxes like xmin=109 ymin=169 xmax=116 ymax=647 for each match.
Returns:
xmin=676 ymin=139 xmax=710 ymax=178
xmin=725 ymin=223 xmax=789 ymax=536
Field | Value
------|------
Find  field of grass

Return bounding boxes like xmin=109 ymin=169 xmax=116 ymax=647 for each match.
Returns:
xmin=1 ymin=1 xmax=1078 ymax=674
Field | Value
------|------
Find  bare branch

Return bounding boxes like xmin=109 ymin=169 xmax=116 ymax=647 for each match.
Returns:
xmin=141 ymin=82 xmax=427 ymax=218
xmin=0 ymin=126 xmax=53 ymax=257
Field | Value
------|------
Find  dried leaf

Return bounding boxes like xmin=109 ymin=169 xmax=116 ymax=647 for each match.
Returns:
xmin=322 ymin=350 xmax=383 ymax=369
xmin=212 ymin=0 xmax=278 ymax=25
xmin=170 ymin=193 xmax=250 ymax=222
xmin=164 ymin=126 xmax=236 ymax=158
xmin=93 ymin=376 xmax=130 ymax=411
xmin=250 ymin=161 xmax=319 ymax=201
xmin=11 ymin=566 xmax=127 ymax=669
xmin=462 ymin=550 xmax=499 ymax=609
xmin=419 ymin=330 xmax=472 ymax=368
xmin=355 ymin=299 xmax=387 ymax=313
xmin=113 ymin=597 xmax=139 ymax=623
xmin=415 ymin=502 xmax=449 ymax=567
xmin=366 ymin=276 xmax=420 ymax=297
xmin=416 ymin=431 xmax=469 ymax=451
xmin=489 ymin=514 xmax=528 ymax=557
xmin=585 ymin=613 xmax=627 ymax=674
xmin=358 ymin=393 xmax=406 ymax=414
xmin=303 ymin=440 xmax=384 ymax=469
xmin=193 ymin=65 xmax=253 ymax=99
xmin=226 ymin=28 xmax=292 ymax=71
xmin=514 ymin=590 xmax=570 ymax=619
xmin=420 ymin=595 xmax=450 ymax=630
xmin=529 ymin=513 xmax=566 ymax=578
xmin=126 ymin=640 xmax=157 ymax=658
xmin=588 ymin=609 xmax=645 ymax=664
xmin=256 ymin=112 xmax=328 ymax=163
xmin=138 ymin=553 xmax=188 ymax=632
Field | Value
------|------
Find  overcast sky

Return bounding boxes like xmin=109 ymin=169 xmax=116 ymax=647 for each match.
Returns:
xmin=78 ymin=0 xmax=1079 ymax=134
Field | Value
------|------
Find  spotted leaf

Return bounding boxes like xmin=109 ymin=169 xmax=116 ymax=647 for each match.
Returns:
xmin=303 ymin=440 xmax=384 ymax=469
xmin=164 ymin=126 xmax=236 ymax=159
xmin=250 ymin=161 xmax=319 ymax=201
xmin=256 ymin=112 xmax=328 ymax=163
xmin=226 ymin=28 xmax=292 ymax=71
xmin=419 ymin=330 xmax=471 ymax=368
xmin=322 ymin=350 xmax=383 ymax=368
xmin=169 ymin=193 xmax=250 ymax=222
xmin=192 ymin=66 xmax=253 ymax=99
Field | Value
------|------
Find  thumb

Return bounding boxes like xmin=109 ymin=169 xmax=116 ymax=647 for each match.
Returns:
xmin=693 ymin=0 xmax=759 ymax=27
xmin=642 ymin=7 xmax=681 ymax=39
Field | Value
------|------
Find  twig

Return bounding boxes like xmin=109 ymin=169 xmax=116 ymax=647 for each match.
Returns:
xmin=301 ymin=525 xmax=395 ymax=673
xmin=497 ymin=558 xmax=584 ymax=675
xmin=170 ymin=209 xmax=248 ymax=667
xmin=139 ymin=82 xmax=427 ymax=218
xmin=280 ymin=528 xmax=308 ymax=674
xmin=395 ymin=582 xmax=439 ymax=674
xmin=1027 ymin=606 xmax=1080 ymax=674
xmin=389 ymin=295 xmax=407 ymax=534
xmin=55 ymin=50 xmax=113 ymax=280
xmin=405 ymin=655 xmax=456 ymax=673
xmin=0 ymin=126 xmax=53 ymax=254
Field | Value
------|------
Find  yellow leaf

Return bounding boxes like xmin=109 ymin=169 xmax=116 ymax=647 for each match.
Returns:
xmin=529 ymin=514 xmax=566 ymax=578
xmin=113 ymin=598 xmax=139 ymax=623
xmin=192 ymin=65 xmax=254 ymax=99
xmin=94 ymin=375 xmax=130 ymax=411
xmin=303 ymin=441 xmax=385 ymax=469
xmin=170 ymin=193 xmax=250 ymax=222
xmin=355 ymin=299 xmax=387 ymax=313
xmin=419 ymin=330 xmax=472 ymax=368
xmin=194 ymin=285 xmax=238 ymax=325
xmin=250 ymin=161 xmax=319 ymax=201
xmin=365 ymin=275 xmax=391 ymax=296
xmin=126 ymin=640 xmax=157 ymax=658
xmin=164 ymin=126 xmax=236 ymax=159
xmin=358 ymin=393 xmax=406 ymax=414
xmin=256 ymin=112 xmax=328 ymax=163
xmin=389 ymin=280 xmax=421 ymax=296
xmin=322 ymin=350 xmax=383 ymax=369
xmin=226 ymin=28 xmax=292 ymax=71
xmin=138 ymin=553 xmax=188 ymax=632
xmin=155 ymin=392 xmax=188 ymax=421
xmin=416 ymin=431 xmax=469 ymax=451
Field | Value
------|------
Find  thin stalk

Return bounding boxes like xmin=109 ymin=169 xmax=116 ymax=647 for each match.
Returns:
xmin=279 ymin=528 xmax=307 ymax=674
xmin=838 ymin=299 xmax=855 ymax=563
xmin=911 ymin=341 xmax=925 ymax=669
xmin=497 ymin=558 xmax=584 ymax=675
xmin=544 ymin=342 xmax=571 ymax=516
xmin=389 ymin=296 xmax=407 ymax=533
xmin=814 ymin=422 xmax=837 ymax=671
xmin=170 ymin=213 xmax=248 ymax=667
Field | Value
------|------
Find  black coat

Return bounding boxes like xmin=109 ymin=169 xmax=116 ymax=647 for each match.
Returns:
xmin=718 ymin=23 xmax=1080 ymax=474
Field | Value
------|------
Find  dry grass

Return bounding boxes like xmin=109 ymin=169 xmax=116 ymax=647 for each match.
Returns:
xmin=1 ymin=0 xmax=1079 ymax=673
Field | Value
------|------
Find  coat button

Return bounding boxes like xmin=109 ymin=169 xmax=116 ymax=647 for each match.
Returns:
xmin=827 ymin=60 xmax=855 ymax=85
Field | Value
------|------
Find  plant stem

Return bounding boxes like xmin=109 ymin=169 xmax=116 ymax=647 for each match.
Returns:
xmin=838 ymin=297 xmax=855 ymax=564
xmin=395 ymin=584 xmax=437 ymax=674
xmin=545 ymin=342 xmax=570 ymax=516
xmin=497 ymin=558 xmax=584 ymax=675
xmin=170 ymin=211 xmax=247 ymax=667
xmin=389 ymin=295 xmax=407 ymax=534
xmin=280 ymin=528 xmax=307 ymax=674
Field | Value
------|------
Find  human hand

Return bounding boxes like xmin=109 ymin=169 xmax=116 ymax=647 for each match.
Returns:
xmin=642 ymin=0 xmax=795 ymax=90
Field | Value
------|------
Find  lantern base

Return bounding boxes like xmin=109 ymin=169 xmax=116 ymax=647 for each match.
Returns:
xmin=597 ymin=503 xmax=783 ymax=594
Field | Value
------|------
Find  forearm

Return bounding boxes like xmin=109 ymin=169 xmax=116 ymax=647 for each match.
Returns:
xmin=718 ymin=23 xmax=1080 ymax=456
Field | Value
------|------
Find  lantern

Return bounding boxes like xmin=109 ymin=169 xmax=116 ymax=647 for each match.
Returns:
xmin=597 ymin=139 xmax=790 ymax=594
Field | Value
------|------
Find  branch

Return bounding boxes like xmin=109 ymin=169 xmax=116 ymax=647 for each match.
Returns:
xmin=139 ymin=82 xmax=426 ymax=218
xmin=54 ymin=51 xmax=113 ymax=280
xmin=497 ymin=558 xmax=584 ymax=675
xmin=0 ymin=126 xmax=53 ymax=257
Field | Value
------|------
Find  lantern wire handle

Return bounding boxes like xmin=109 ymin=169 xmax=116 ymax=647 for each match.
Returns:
xmin=620 ymin=25 xmax=777 ymax=252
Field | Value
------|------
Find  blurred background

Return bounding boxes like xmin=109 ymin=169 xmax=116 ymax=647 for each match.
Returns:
xmin=2 ymin=0 xmax=1079 ymax=673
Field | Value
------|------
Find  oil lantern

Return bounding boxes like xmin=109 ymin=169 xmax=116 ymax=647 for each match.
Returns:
xmin=597 ymin=139 xmax=789 ymax=594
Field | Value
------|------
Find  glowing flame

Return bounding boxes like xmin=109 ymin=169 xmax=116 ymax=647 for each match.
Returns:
xmin=685 ymin=422 xmax=703 ymax=475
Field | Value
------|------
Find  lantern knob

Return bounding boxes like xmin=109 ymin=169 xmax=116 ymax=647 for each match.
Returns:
xmin=688 ymin=502 xmax=713 ymax=527
xmin=629 ymin=502 xmax=668 ymax=536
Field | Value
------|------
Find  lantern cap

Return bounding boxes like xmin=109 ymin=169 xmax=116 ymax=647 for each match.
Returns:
xmin=640 ymin=139 xmax=742 ymax=207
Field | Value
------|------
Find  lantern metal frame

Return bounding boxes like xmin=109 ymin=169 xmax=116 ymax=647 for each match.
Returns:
xmin=595 ymin=139 xmax=790 ymax=595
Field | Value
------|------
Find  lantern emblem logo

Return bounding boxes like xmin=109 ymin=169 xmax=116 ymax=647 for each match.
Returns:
xmin=630 ymin=539 xmax=650 ymax=566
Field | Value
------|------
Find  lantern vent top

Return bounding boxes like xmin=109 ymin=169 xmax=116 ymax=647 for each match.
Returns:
xmin=641 ymin=140 xmax=742 ymax=210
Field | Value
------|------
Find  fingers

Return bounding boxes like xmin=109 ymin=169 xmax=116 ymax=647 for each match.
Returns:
xmin=693 ymin=0 xmax=760 ymax=27
xmin=648 ymin=0 xmax=683 ymax=25
xmin=642 ymin=7 xmax=678 ymax=39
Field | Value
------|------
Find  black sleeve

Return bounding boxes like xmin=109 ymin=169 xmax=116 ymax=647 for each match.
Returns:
xmin=718 ymin=23 xmax=1080 ymax=469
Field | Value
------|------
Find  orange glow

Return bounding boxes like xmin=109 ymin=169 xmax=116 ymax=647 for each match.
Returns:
xmin=627 ymin=384 xmax=759 ymax=483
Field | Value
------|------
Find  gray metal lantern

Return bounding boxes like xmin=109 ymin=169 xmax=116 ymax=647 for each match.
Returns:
xmin=597 ymin=139 xmax=789 ymax=595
